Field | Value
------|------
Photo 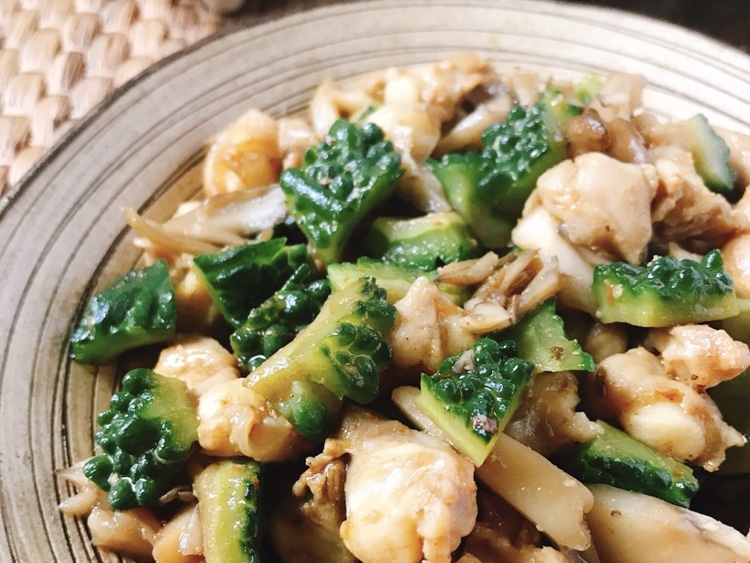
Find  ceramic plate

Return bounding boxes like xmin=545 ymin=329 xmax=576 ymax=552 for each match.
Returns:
xmin=1 ymin=0 xmax=749 ymax=560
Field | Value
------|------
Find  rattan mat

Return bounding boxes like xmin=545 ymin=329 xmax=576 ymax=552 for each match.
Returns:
xmin=0 ymin=0 xmax=235 ymax=196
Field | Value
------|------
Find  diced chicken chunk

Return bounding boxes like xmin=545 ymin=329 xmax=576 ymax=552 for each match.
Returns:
xmin=651 ymin=146 xmax=747 ymax=248
xmin=634 ymin=111 xmax=691 ymax=152
xmin=333 ymin=408 xmax=477 ymax=563
xmin=87 ymin=506 xmax=161 ymax=559
xmin=534 ymin=152 xmax=658 ymax=264
xmin=589 ymin=73 xmax=646 ymax=122
xmin=590 ymin=347 xmax=743 ymax=471
xmin=645 ymin=325 xmax=750 ymax=391
xmin=390 ymin=277 xmax=477 ymax=373
xmin=366 ymin=105 xmax=449 ymax=213
xmin=152 ymin=505 xmax=202 ymax=563
xmin=367 ymin=104 xmax=441 ymax=163
xmin=506 ymin=371 xmax=602 ymax=457
xmin=202 ymin=108 xmax=281 ymax=197
xmin=197 ymin=378 xmax=308 ymax=462
xmin=278 ymin=116 xmax=318 ymax=169
xmin=154 ymin=335 xmax=239 ymax=396
xmin=505 ymin=69 xmax=543 ymax=107
xmin=363 ymin=55 xmax=496 ymax=213
xmin=309 ymin=80 xmax=376 ymax=138
xmin=377 ymin=53 xmax=496 ymax=123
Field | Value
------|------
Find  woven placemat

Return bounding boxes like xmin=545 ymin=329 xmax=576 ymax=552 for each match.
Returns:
xmin=0 ymin=0 xmax=238 ymax=196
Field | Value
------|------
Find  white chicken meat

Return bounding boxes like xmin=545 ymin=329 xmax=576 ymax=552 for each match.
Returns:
xmin=533 ymin=152 xmax=658 ymax=265
xmin=331 ymin=408 xmax=477 ymax=563
xmin=153 ymin=335 xmax=239 ymax=397
xmin=389 ymin=276 xmax=477 ymax=373
xmin=651 ymin=146 xmax=747 ymax=248
xmin=197 ymin=378 xmax=308 ymax=462
xmin=645 ymin=324 xmax=750 ymax=391
xmin=589 ymin=347 xmax=744 ymax=471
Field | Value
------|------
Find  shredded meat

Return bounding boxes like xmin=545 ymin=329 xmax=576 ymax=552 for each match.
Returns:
xmin=512 ymin=202 xmax=601 ymax=314
xmin=458 ymin=489 xmax=569 ymax=563
xmin=293 ymin=450 xmax=349 ymax=539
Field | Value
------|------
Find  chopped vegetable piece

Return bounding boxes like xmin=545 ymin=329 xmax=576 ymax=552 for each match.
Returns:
xmin=574 ymin=75 xmax=602 ymax=105
xmin=328 ymin=258 xmax=425 ymax=302
xmin=417 ymin=338 xmax=533 ymax=465
xmin=430 ymin=90 xmax=581 ymax=248
xmin=500 ymin=298 xmax=595 ymax=373
xmin=327 ymin=257 xmax=469 ymax=305
xmin=245 ymin=277 xmax=396 ymax=441
xmin=587 ymin=484 xmax=750 ymax=563
xmin=70 ymin=259 xmax=176 ymax=364
xmin=363 ymin=211 xmax=480 ymax=271
xmin=192 ymin=238 xmax=312 ymax=328
xmin=82 ymin=368 xmax=198 ymax=510
xmin=280 ymin=119 xmax=403 ymax=264
xmin=194 ymin=458 xmax=263 ymax=563
xmin=593 ymin=249 xmax=740 ymax=327
xmin=685 ymin=113 xmax=737 ymax=194
xmin=563 ymin=420 xmax=698 ymax=507
xmin=230 ymin=263 xmax=331 ymax=371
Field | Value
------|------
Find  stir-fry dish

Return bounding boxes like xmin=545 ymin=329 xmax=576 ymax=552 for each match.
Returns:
xmin=60 ymin=54 xmax=750 ymax=562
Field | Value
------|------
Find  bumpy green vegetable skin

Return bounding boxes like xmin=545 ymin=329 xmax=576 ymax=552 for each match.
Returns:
xmin=192 ymin=238 xmax=311 ymax=328
xmin=564 ymin=420 xmax=698 ymax=507
xmin=417 ymin=338 xmax=533 ymax=465
xmin=230 ymin=263 xmax=331 ymax=371
xmin=69 ymin=259 xmax=176 ymax=364
xmin=685 ymin=113 xmax=737 ymax=194
xmin=327 ymin=257 xmax=469 ymax=305
xmin=501 ymin=299 xmax=595 ymax=373
xmin=245 ymin=277 xmax=396 ymax=441
xmin=82 ymin=368 xmax=198 ymax=510
xmin=593 ymin=249 xmax=740 ymax=327
xmin=430 ymin=91 xmax=581 ymax=249
xmin=363 ymin=211 xmax=479 ymax=271
xmin=195 ymin=458 xmax=263 ymax=563
xmin=280 ymin=119 xmax=403 ymax=264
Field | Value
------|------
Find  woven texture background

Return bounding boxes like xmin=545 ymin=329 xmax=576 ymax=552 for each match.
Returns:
xmin=0 ymin=0 xmax=227 ymax=194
